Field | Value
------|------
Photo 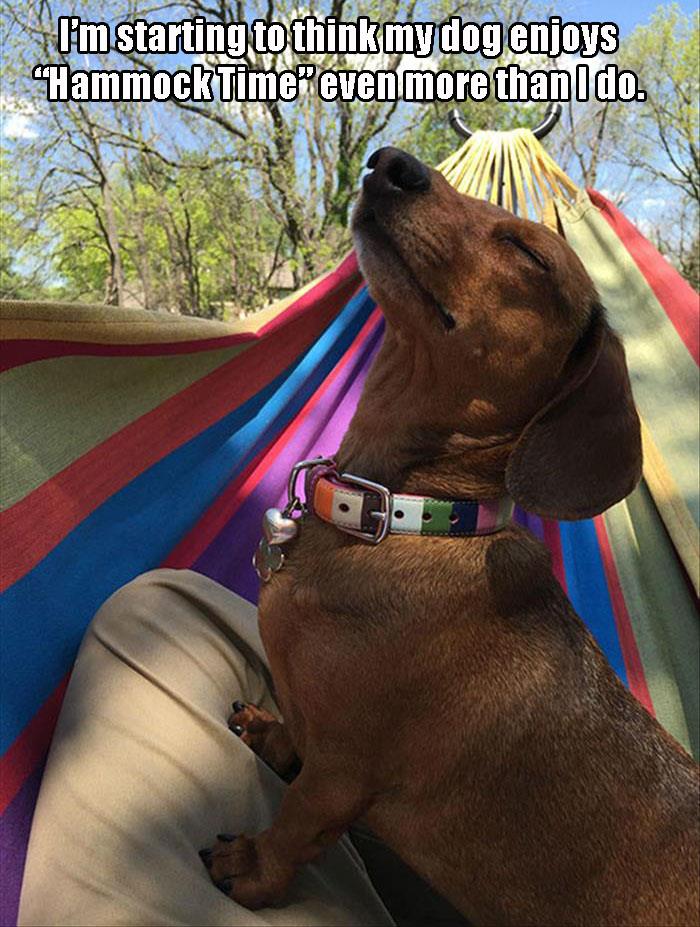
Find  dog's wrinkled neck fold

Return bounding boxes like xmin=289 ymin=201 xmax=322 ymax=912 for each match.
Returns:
xmin=337 ymin=428 xmax=517 ymax=502
xmin=337 ymin=331 xmax=518 ymax=500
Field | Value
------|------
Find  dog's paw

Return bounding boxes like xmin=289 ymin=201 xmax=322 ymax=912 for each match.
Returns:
xmin=228 ymin=701 xmax=299 ymax=778
xmin=227 ymin=701 xmax=278 ymax=741
xmin=199 ymin=833 xmax=294 ymax=909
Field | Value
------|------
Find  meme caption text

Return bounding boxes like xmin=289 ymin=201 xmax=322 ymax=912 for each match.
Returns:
xmin=33 ymin=15 xmax=646 ymax=105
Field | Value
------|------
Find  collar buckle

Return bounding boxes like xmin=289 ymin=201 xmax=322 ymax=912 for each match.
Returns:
xmin=286 ymin=456 xmax=334 ymax=516
xmin=334 ymin=472 xmax=393 ymax=544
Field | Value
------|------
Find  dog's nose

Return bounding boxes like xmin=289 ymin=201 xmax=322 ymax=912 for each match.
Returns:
xmin=365 ymin=147 xmax=431 ymax=194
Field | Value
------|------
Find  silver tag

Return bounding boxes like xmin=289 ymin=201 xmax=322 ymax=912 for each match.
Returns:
xmin=253 ymin=539 xmax=285 ymax=583
xmin=262 ymin=507 xmax=299 ymax=545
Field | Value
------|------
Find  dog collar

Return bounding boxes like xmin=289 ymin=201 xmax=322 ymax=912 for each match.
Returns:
xmin=306 ymin=463 xmax=514 ymax=545
xmin=253 ymin=456 xmax=514 ymax=581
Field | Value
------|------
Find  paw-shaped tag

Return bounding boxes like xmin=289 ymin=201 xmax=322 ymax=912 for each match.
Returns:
xmin=253 ymin=539 xmax=285 ymax=582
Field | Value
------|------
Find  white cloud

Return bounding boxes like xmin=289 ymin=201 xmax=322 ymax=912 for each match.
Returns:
xmin=597 ymin=186 xmax=628 ymax=206
xmin=2 ymin=113 xmax=38 ymax=139
xmin=0 ymin=95 xmax=38 ymax=139
xmin=642 ymin=196 xmax=667 ymax=210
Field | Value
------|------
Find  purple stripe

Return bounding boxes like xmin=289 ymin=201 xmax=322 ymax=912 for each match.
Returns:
xmin=514 ymin=506 xmax=545 ymax=541
xmin=1 ymin=765 xmax=43 ymax=927
xmin=192 ymin=321 xmax=384 ymax=601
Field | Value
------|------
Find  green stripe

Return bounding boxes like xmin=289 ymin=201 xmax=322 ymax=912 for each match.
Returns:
xmin=1 ymin=345 xmax=246 ymax=510
xmin=557 ymin=197 xmax=699 ymax=528
xmin=421 ymin=499 xmax=453 ymax=535
xmin=604 ymin=484 xmax=699 ymax=758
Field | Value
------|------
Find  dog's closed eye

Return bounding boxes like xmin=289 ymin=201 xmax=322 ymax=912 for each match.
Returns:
xmin=500 ymin=233 xmax=549 ymax=272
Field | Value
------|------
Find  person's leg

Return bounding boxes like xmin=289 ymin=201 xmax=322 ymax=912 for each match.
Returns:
xmin=18 ymin=569 xmax=392 ymax=927
xmin=207 ymin=751 xmax=373 ymax=909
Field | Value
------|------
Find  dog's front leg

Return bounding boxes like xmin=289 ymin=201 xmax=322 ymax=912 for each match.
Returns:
xmin=227 ymin=701 xmax=300 ymax=778
xmin=203 ymin=760 xmax=369 ymax=909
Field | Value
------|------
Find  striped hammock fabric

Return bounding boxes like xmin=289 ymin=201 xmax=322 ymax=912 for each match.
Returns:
xmin=1 ymin=132 xmax=698 ymax=926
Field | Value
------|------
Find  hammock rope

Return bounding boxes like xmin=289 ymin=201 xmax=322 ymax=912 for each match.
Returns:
xmin=437 ymin=127 xmax=580 ymax=221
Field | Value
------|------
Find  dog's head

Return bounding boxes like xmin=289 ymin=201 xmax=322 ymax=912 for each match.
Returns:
xmin=351 ymin=147 xmax=642 ymax=520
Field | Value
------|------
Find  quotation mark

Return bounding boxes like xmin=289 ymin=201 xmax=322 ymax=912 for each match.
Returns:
xmin=296 ymin=64 xmax=316 ymax=81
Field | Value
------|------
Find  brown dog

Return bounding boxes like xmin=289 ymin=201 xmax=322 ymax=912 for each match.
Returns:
xmin=204 ymin=148 xmax=700 ymax=926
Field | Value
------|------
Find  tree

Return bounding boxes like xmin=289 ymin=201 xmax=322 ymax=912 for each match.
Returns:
xmin=114 ymin=155 xmax=281 ymax=315
xmin=2 ymin=0 xmax=697 ymax=304
xmin=110 ymin=0 xmax=497 ymax=281
xmin=618 ymin=5 xmax=698 ymax=205
xmin=2 ymin=0 xmax=281 ymax=312
xmin=1 ymin=5 xmax=133 ymax=304
xmin=0 ymin=143 xmax=56 ymax=299
xmin=611 ymin=5 xmax=699 ymax=288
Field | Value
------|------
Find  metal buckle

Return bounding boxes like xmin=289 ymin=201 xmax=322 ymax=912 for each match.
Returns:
xmin=336 ymin=472 xmax=393 ymax=544
xmin=286 ymin=456 xmax=334 ymax=517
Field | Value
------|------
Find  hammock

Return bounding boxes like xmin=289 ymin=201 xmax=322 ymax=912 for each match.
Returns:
xmin=1 ymin=130 xmax=698 ymax=926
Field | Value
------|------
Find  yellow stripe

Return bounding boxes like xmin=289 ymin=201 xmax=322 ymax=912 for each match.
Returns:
xmin=555 ymin=192 xmax=699 ymax=539
xmin=603 ymin=486 xmax=698 ymax=756
xmin=1 ymin=307 xmax=255 ymax=344
xmin=640 ymin=418 xmax=700 ymax=594
xmin=0 ymin=258 xmax=357 ymax=345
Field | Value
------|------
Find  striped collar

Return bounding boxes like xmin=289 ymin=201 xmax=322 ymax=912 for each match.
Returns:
xmin=305 ymin=463 xmax=514 ymax=544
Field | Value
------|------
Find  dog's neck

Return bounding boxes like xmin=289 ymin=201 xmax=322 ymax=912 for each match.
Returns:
xmin=336 ymin=330 xmax=518 ymax=501
xmin=337 ymin=427 xmax=516 ymax=501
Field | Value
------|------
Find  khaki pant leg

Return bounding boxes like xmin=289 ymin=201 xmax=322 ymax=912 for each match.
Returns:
xmin=18 ymin=568 xmax=392 ymax=927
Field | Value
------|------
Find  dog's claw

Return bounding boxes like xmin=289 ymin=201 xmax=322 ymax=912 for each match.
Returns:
xmin=199 ymin=848 xmax=213 ymax=868
xmin=232 ymin=700 xmax=246 ymax=712
xmin=217 ymin=832 xmax=236 ymax=842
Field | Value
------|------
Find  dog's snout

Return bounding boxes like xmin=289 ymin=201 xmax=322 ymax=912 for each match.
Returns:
xmin=365 ymin=147 xmax=431 ymax=194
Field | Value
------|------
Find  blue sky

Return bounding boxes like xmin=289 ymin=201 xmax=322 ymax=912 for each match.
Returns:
xmin=559 ymin=0 xmax=696 ymax=34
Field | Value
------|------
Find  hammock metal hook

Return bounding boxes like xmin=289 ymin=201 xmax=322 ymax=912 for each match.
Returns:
xmin=448 ymin=102 xmax=563 ymax=140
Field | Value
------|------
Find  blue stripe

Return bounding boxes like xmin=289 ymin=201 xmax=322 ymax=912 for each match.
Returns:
xmin=449 ymin=501 xmax=479 ymax=535
xmin=559 ymin=518 xmax=628 ymax=685
xmin=0 ymin=287 xmax=376 ymax=754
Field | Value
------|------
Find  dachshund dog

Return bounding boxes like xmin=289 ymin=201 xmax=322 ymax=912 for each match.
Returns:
xmin=203 ymin=148 xmax=700 ymax=926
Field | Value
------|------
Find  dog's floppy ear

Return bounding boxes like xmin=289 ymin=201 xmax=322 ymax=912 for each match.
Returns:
xmin=505 ymin=307 xmax=642 ymax=520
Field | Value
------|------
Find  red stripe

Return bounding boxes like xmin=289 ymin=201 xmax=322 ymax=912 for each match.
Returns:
xmin=164 ymin=309 xmax=383 ymax=568
xmin=0 ymin=253 xmax=361 ymax=372
xmin=0 ymin=286 xmax=355 ymax=593
xmin=593 ymin=516 xmax=655 ymax=715
xmin=255 ymin=254 xmax=359 ymax=339
xmin=0 ymin=675 xmax=70 ymax=815
xmin=588 ymin=189 xmax=699 ymax=366
xmin=542 ymin=518 xmax=567 ymax=591
xmin=1 ymin=334 xmax=253 ymax=373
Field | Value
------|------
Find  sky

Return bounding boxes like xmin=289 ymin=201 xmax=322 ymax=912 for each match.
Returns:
xmin=3 ymin=0 xmax=694 ymax=164
xmin=2 ymin=0 xmax=696 ymax=216
xmin=561 ymin=0 xmax=697 ymax=34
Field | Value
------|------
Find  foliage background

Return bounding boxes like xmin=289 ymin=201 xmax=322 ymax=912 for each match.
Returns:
xmin=1 ymin=1 xmax=698 ymax=316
